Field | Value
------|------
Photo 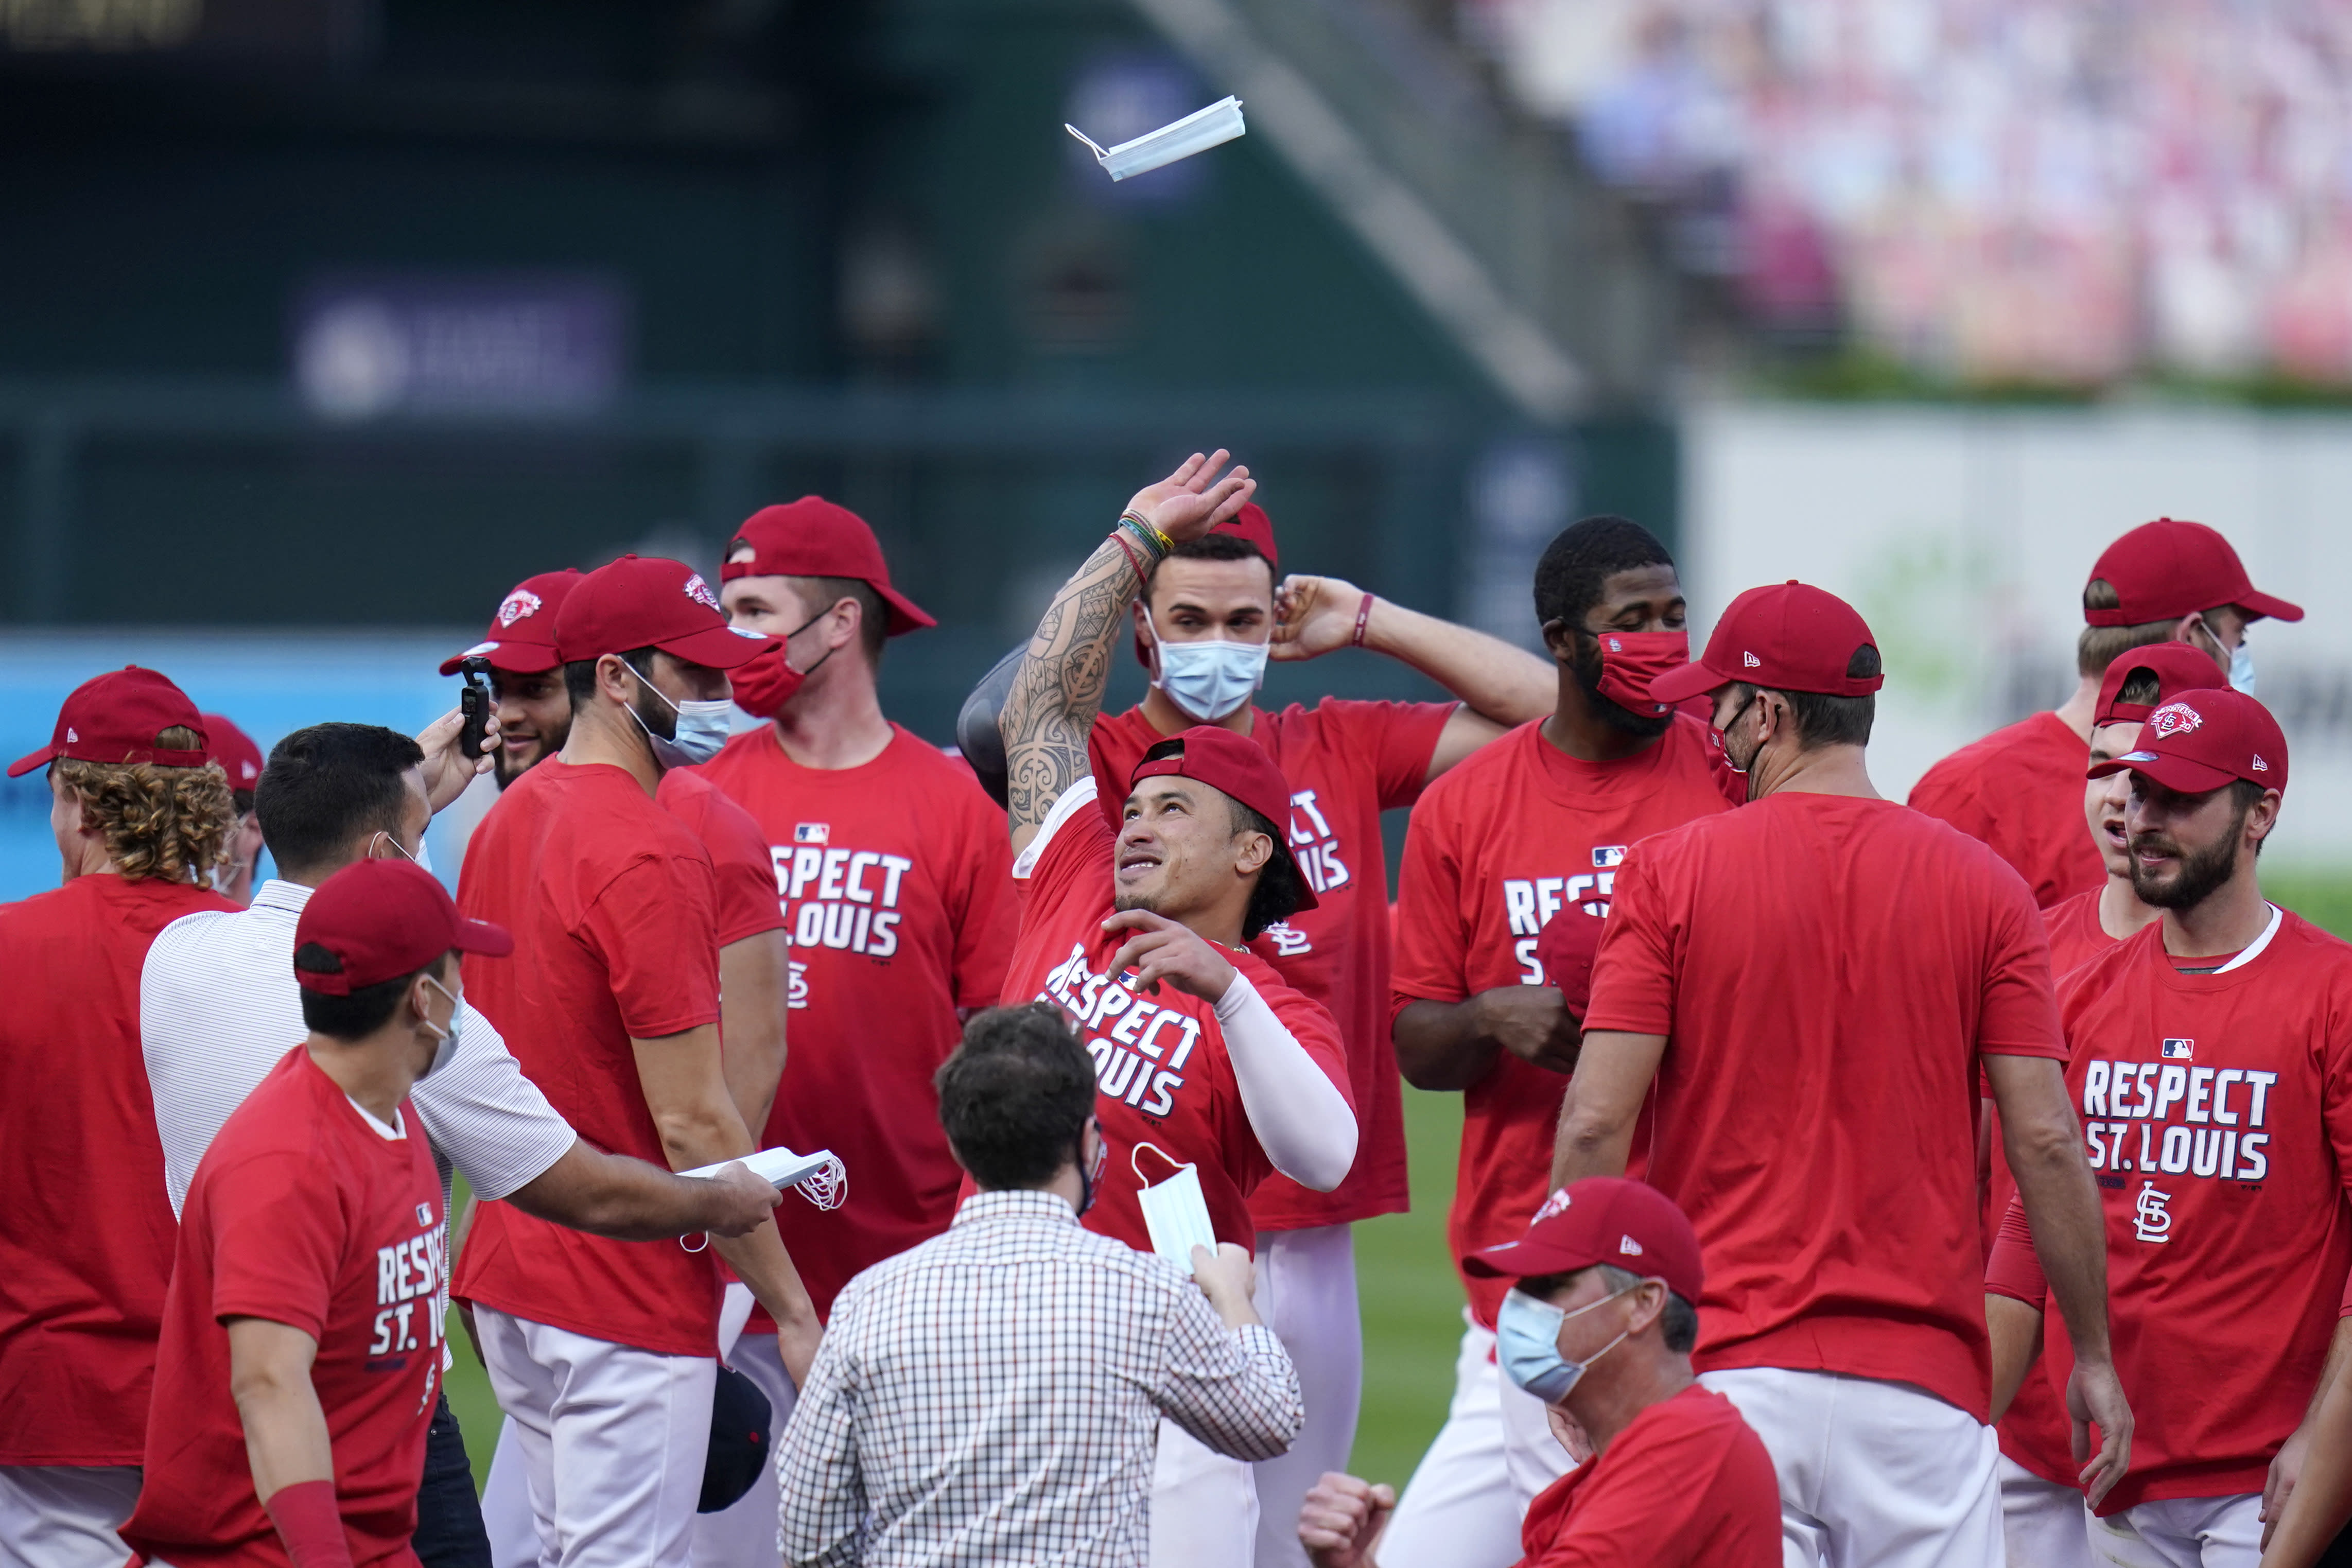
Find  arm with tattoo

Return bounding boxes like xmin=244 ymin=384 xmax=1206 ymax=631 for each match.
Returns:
xmin=1005 ymin=450 xmax=1256 ymax=855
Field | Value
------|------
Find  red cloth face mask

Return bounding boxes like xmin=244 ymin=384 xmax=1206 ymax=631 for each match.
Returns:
xmin=726 ymin=637 xmax=804 ymax=720
xmin=1593 ymin=630 xmax=1692 ymax=717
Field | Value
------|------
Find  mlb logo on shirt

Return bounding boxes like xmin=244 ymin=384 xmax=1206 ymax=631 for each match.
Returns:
xmin=2161 ymin=1039 xmax=2194 ymax=1060
xmin=1592 ymin=846 xmax=1627 ymax=869
xmin=415 ymin=1202 xmax=434 ymax=1225
xmin=794 ymin=823 xmax=830 ymax=845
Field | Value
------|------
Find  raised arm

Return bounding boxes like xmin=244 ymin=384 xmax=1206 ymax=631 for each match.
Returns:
xmin=1005 ymin=450 xmax=1255 ymax=855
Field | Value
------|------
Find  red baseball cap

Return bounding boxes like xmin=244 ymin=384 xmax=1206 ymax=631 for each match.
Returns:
xmin=723 ymin=497 xmax=935 ymax=635
xmin=2093 ymin=642 xmax=2230 ymax=728
xmin=201 ymin=713 xmax=265 ymax=794
xmin=2087 ymin=688 xmax=2287 ymax=797
xmin=1128 ymin=727 xmax=1319 ymax=914
xmin=1465 ymin=1176 xmax=1704 ymax=1304
xmin=552 ymin=555 xmax=769 ymax=671
xmin=1650 ymin=581 xmax=1883 ymax=705
xmin=9 ymin=667 xmax=211 ymax=778
xmin=2085 ymin=519 xmax=2302 ymax=626
xmin=1208 ymin=501 xmax=1280 ymax=573
xmin=293 ymin=859 xmax=512 ymax=996
xmin=441 ymin=569 xmax=585 ymax=676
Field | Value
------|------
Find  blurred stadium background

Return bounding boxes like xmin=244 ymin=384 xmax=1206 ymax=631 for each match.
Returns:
xmin=7 ymin=0 xmax=2352 ymax=1490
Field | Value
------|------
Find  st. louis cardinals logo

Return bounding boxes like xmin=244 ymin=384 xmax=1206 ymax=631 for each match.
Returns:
xmin=495 ymin=588 xmax=543 ymax=626
xmin=684 ymin=573 xmax=721 ymax=612
xmin=2133 ymin=1180 xmax=2173 ymax=1244
xmin=2147 ymin=701 xmax=2204 ymax=737
xmin=1532 ymin=1187 xmax=1574 ymax=1223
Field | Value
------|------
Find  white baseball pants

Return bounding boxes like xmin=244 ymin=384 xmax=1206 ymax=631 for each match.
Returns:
xmin=2000 ymin=1455 xmax=2093 ymax=1568
xmin=1152 ymin=1417 xmax=1259 ymax=1568
xmin=0 ymin=1464 xmax=140 ymax=1568
xmin=481 ymin=1418 xmax=537 ymax=1568
xmin=1373 ymin=1312 xmax=1573 ymax=1568
xmin=476 ymin=1305 xmax=717 ymax=1568
xmin=1249 ymin=1224 xmax=1363 ymax=1568
xmin=691 ymin=1283 xmax=799 ymax=1568
xmin=1700 ymin=1366 xmax=2004 ymax=1568
xmin=2087 ymin=1494 xmax=2261 ymax=1567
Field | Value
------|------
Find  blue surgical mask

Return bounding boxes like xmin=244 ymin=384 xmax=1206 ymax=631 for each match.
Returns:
xmin=2231 ymin=639 xmax=2256 ymax=695
xmin=627 ymin=664 xmax=733 ymax=768
xmin=1149 ymin=612 xmax=1268 ymax=723
xmin=1495 ymin=1282 xmax=1636 ymax=1404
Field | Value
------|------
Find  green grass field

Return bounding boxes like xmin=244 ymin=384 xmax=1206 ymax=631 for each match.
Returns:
xmin=441 ymin=873 xmax=2352 ymax=1494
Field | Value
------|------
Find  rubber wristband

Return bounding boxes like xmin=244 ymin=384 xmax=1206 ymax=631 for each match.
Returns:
xmin=1120 ymin=510 xmax=1173 ymax=558
xmin=264 ymin=1479 xmax=355 ymax=1568
xmin=1350 ymin=591 xmax=1376 ymax=648
xmin=1111 ymin=531 xmax=1149 ymax=591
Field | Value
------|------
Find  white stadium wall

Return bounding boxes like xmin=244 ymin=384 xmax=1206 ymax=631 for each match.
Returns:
xmin=1683 ymin=401 xmax=2352 ymax=865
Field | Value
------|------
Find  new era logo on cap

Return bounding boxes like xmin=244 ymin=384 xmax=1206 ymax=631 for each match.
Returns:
xmin=2162 ymin=1039 xmax=2194 ymax=1059
xmin=1619 ymin=1234 xmax=1644 ymax=1256
xmin=1743 ymin=651 xmax=1762 ymax=667
xmin=2254 ymin=754 xmax=2270 ymax=772
xmin=2147 ymin=701 xmax=2205 ymax=737
xmin=65 ymin=727 xmax=77 ymax=742
xmin=497 ymin=588 xmax=544 ymax=626
xmin=794 ymin=823 xmax=829 ymax=844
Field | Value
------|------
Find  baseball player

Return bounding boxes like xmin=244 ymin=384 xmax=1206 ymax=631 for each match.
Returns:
xmin=694 ymin=495 xmax=1020 ymax=1556
xmin=202 ymin=711 xmax=268 ymax=904
xmin=1374 ymin=514 xmax=1741 ymax=1567
xmin=998 ymin=450 xmax=1360 ymax=1568
xmin=0 ymin=668 xmax=238 ymax=1568
xmin=1988 ymin=688 xmax=2352 ymax=1566
xmin=1990 ymin=641 xmax=2231 ymax=1568
xmin=1556 ymin=580 xmax=2132 ymax=1564
xmin=121 ymin=858 xmax=509 ymax=1568
xmin=452 ymin=555 xmax=818 ymax=1568
xmin=1911 ymin=517 xmax=2297 ymax=909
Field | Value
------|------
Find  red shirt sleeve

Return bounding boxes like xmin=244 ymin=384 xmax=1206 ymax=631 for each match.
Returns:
xmin=950 ymin=801 xmax=1021 ymax=1013
xmin=583 ymin=854 xmax=722 ymax=1039
xmin=207 ymin=1151 xmax=341 ymax=1339
xmin=1388 ymin=795 xmax=1468 ymax=1020
xmin=1907 ymin=757 xmax=1986 ymax=835
xmin=698 ymin=789 xmax=788 ymax=948
xmin=1984 ymin=1190 xmax=2049 ymax=1308
xmin=1346 ymin=699 xmax=1458 ymax=811
xmin=1976 ymin=877 xmax=2069 ymax=1060
xmin=1580 ymin=845 xmax=1678 ymax=1038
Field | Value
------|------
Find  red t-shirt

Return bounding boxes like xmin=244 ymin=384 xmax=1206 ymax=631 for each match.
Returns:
xmin=1514 ymin=1386 xmax=1780 ymax=1567
xmin=1988 ymin=885 xmax=2131 ymax=1482
xmin=1909 ymin=710 xmax=2104 ymax=911
xmin=697 ymin=725 xmax=1019 ymax=1318
xmin=657 ymin=769 xmax=789 ymax=949
xmin=0 ymin=872 xmax=233 ymax=1466
xmin=1985 ymin=910 xmax=2352 ymax=1513
xmin=1001 ymin=794 xmax=1352 ymax=1256
xmin=1089 ymin=700 xmax=1454 ymax=1230
xmin=1389 ymin=716 xmax=1739 ymax=1327
xmin=452 ymin=758 xmax=726 ymax=1357
xmin=1584 ymin=793 xmax=2069 ymax=1421
xmin=123 ymin=1049 xmax=442 ymax=1568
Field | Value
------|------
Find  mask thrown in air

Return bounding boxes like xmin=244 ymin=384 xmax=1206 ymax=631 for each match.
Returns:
xmin=1149 ymin=613 xmax=1269 ymax=723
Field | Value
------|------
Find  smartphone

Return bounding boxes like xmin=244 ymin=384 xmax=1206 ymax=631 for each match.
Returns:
xmin=458 ymin=658 xmax=492 ymax=760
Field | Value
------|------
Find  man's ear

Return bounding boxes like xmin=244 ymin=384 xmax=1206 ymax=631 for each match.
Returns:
xmin=1540 ymin=618 xmax=1578 ymax=663
xmin=1232 ymin=828 xmax=1275 ymax=878
xmin=595 ymin=652 xmax=638 ymax=704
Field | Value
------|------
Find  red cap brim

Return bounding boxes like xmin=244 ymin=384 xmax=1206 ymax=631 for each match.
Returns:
xmin=1648 ymin=660 xmax=1731 ymax=705
xmin=440 ymin=641 xmax=564 ymax=678
xmin=1462 ymin=1234 xmax=1610 ymax=1280
xmin=2086 ymin=751 xmax=2242 ymax=794
xmin=452 ymin=917 xmax=514 ymax=958
xmin=877 ymin=583 xmax=936 ymax=636
xmin=5 ymin=744 xmax=57 ymax=779
xmin=2239 ymin=589 xmax=2304 ymax=623
xmin=653 ymin=624 xmax=771 ymax=671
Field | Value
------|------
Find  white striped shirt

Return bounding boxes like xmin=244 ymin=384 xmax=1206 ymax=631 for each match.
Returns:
xmin=140 ymin=878 xmax=578 ymax=1222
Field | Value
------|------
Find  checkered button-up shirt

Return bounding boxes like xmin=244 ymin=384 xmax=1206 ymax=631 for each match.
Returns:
xmin=776 ymin=1188 xmax=1302 ymax=1567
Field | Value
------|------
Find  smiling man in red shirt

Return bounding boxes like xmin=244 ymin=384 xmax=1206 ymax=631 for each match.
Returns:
xmin=1556 ymin=580 xmax=2131 ymax=1565
xmin=123 ymin=857 xmax=511 ymax=1568
xmin=1988 ymin=689 xmax=2352 ymax=1567
xmin=1910 ymin=518 xmax=2297 ymax=910
xmin=998 ymin=450 xmax=1360 ymax=1568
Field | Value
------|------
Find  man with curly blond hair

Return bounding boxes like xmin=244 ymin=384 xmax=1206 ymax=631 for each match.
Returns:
xmin=0 ymin=666 xmax=239 ymax=1568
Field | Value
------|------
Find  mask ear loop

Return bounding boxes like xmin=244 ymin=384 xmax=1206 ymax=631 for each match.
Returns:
xmin=1131 ymin=1140 xmax=1187 ymax=1187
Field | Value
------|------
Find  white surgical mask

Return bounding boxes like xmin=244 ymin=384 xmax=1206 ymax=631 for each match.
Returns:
xmin=1494 ymin=1282 xmax=1636 ymax=1404
xmin=1133 ymin=1142 xmax=1218 ymax=1276
xmin=2231 ymin=639 xmax=2256 ymax=695
xmin=419 ymin=975 xmax=463 ymax=1077
xmin=627 ymin=664 xmax=733 ymax=768
xmin=1148 ymin=612 xmax=1268 ymax=723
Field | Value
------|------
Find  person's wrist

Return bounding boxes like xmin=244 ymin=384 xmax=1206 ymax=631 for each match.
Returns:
xmin=264 ymin=1479 xmax=355 ymax=1568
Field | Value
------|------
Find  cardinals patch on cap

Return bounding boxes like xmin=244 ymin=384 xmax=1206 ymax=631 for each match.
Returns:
xmin=497 ymin=588 xmax=544 ymax=626
xmin=685 ymin=573 xmax=721 ymax=612
xmin=2147 ymin=701 xmax=2206 ymax=737
xmin=1532 ymin=1188 xmax=1573 ymax=1223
